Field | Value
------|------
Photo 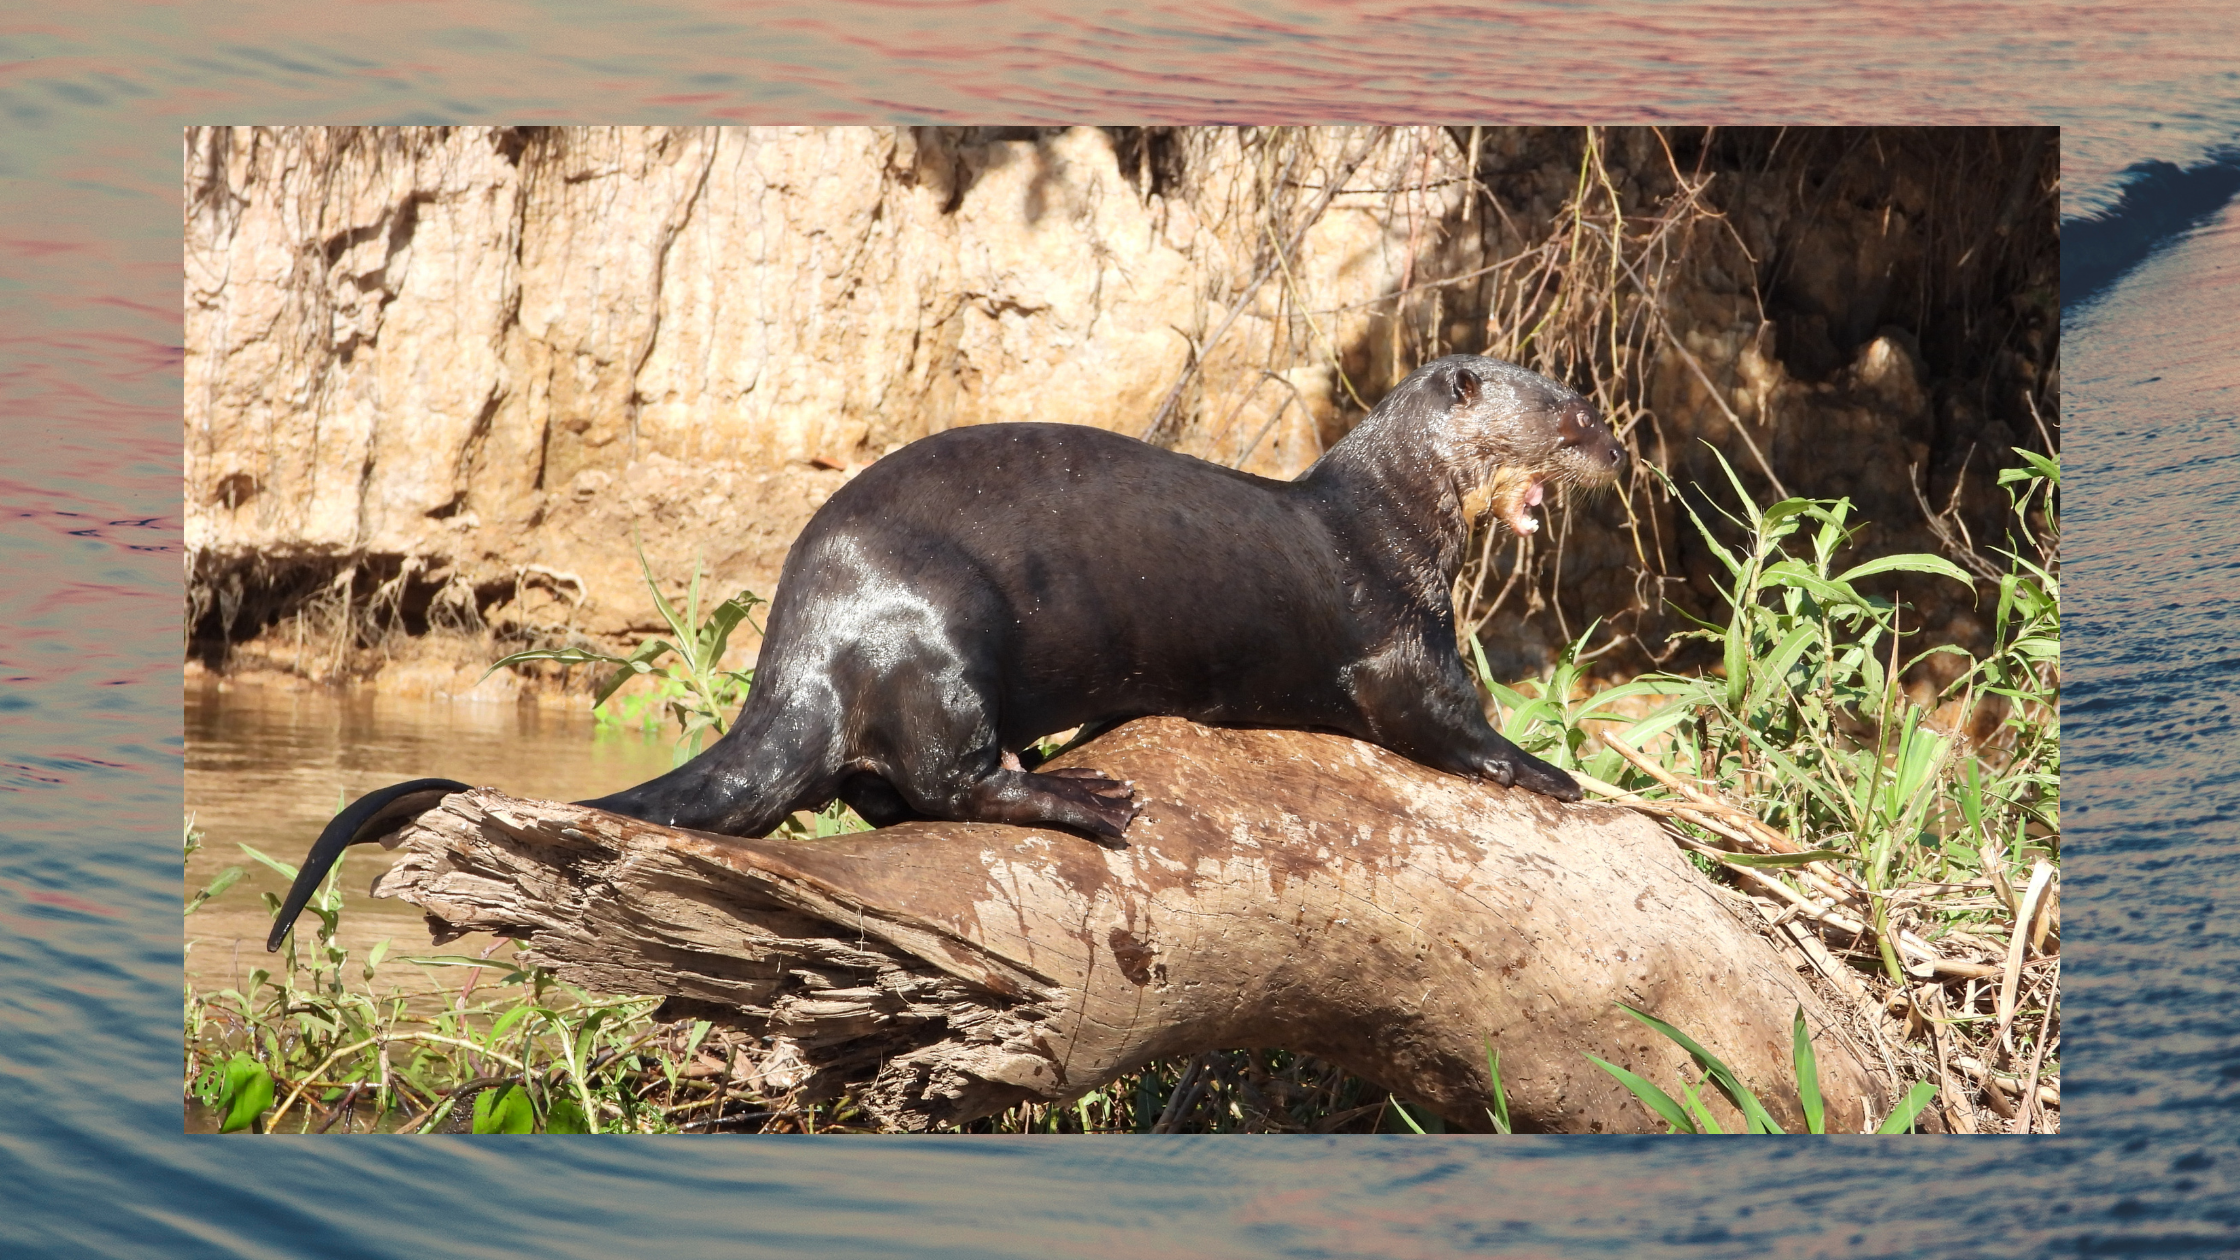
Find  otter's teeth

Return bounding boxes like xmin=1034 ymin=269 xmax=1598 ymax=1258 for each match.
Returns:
xmin=1514 ymin=479 xmax=1544 ymax=533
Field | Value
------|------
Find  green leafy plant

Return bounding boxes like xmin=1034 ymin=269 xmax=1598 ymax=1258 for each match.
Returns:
xmin=1478 ymin=450 xmax=2055 ymax=929
xmin=1484 ymin=1038 xmax=1512 ymax=1134
xmin=187 ymin=813 xmax=695 ymax=1134
xmin=1586 ymin=1003 xmax=1937 ymax=1134
xmin=484 ymin=535 xmax=762 ymax=766
xmin=1462 ymin=447 xmax=2059 ymax=1130
xmin=471 ymin=1081 xmax=535 ymax=1134
xmin=184 ymin=813 xmax=243 ymax=914
xmin=212 ymin=1054 xmax=276 ymax=1133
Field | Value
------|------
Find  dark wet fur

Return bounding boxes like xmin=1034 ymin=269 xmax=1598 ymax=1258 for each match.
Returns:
xmin=268 ymin=354 xmax=1625 ymax=951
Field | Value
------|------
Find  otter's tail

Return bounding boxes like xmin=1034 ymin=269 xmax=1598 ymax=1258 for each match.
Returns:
xmin=573 ymin=699 xmax=833 ymax=837
xmin=265 ymin=703 xmax=832 ymax=952
xmin=265 ymin=778 xmax=471 ymax=952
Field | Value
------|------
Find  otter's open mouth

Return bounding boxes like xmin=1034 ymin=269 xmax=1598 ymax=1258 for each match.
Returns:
xmin=1494 ymin=476 xmax=1546 ymax=536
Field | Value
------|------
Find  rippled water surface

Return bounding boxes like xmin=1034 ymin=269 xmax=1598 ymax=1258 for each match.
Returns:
xmin=5 ymin=0 xmax=2236 ymax=131
xmin=2063 ymin=196 xmax=2240 ymax=1172
xmin=6 ymin=3 xmax=2240 ymax=1257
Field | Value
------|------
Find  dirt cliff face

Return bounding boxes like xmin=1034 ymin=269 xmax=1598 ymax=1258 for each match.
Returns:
xmin=184 ymin=126 xmax=2056 ymax=704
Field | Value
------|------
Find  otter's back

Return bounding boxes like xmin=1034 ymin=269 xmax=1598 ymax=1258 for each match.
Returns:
xmin=769 ymin=423 xmax=1364 ymax=739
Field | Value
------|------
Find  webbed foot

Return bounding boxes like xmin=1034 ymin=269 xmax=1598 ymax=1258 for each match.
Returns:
xmin=1481 ymin=748 xmax=1582 ymax=802
xmin=1034 ymin=767 xmax=1140 ymax=840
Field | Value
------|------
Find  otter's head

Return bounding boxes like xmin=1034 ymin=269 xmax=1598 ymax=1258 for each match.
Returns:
xmin=1425 ymin=356 xmax=1627 ymax=537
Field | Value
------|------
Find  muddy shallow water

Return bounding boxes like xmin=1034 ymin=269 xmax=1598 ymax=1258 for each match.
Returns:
xmin=184 ymin=680 xmax=675 ymax=994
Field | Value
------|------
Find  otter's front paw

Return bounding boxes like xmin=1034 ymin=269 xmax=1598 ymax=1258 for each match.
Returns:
xmin=1514 ymin=759 xmax=1583 ymax=802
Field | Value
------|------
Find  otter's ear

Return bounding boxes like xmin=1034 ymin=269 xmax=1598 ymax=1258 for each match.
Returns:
xmin=1449 ymin=365 xmax=1481 ymax=408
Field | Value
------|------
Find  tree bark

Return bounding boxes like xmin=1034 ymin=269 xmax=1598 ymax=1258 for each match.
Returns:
xmin=372 ymin=715 xmax=1886 ymax=1132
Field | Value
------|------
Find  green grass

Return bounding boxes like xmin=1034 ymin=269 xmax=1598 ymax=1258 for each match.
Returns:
xmin=1459 ymin=446 xmax=2059 ymax=1132
xmin=188 ymin=816 xmax=680 ymax=1133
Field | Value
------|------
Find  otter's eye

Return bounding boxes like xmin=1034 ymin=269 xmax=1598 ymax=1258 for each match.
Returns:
xmin=1556 ymin=400 xmax=1609 ymax=445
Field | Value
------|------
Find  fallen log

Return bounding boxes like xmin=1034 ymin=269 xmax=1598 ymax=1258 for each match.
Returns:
xmin=371 ymin=715 xmax=1886 ymax=1132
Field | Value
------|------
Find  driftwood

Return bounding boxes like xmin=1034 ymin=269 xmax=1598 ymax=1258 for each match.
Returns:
xmin=372 ymin=716 xmax=1885 ymax=1132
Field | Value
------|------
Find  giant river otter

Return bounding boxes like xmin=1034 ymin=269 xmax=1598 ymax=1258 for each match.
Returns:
xmin=268 ymin=353 xmax=1626 ymax=950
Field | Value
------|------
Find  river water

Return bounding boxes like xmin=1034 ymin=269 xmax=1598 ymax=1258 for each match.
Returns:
xmin=183 ymin=681 xmax=674 ymax=994
xmin=6 ymin=4 xmax=2240 ymax=1258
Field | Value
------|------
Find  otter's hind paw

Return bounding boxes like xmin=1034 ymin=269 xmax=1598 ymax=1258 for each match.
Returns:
xmin=1479 ymin=748 xmax=1583 ymax=803
xmin=1037 ymin=767 xmax=1139 ymax=842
